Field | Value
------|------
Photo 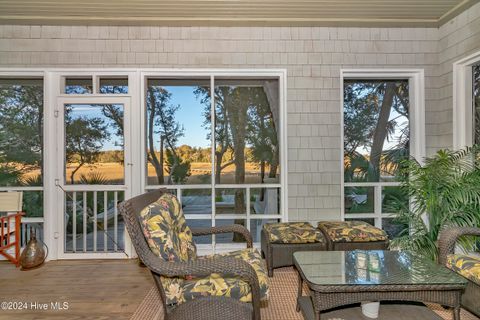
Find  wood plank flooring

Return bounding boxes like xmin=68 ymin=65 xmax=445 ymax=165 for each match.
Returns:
xmin=0 ymin=259 xmax=152 ymax=320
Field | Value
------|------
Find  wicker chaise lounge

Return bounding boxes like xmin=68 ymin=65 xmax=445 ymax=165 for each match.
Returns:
xmin=119 ymin=190 xmax=268 ymax=320
xmin=438 ymin=227 xmax=480 ymax=317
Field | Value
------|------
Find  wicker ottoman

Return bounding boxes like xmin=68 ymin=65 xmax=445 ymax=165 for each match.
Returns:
xmin=317 ymin=220 xmax=389 ymax=251
xmin=261 ymin=222 xmax=326 ymax=277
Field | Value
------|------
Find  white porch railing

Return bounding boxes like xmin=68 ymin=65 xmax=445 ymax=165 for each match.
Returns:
xmin=344 ymin=181 xmax=401 ymax=228
xmin=145 ymin=184 xmax=282 ymax=252
xmin=0 ymin=187 xmax=44 ymax=248
xmin=64 ymin=190 xmax=124 ymax=253
xmin=20 ymin=218 xmax=44 ymax=247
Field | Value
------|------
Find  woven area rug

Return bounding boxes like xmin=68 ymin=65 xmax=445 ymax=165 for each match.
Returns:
xmin=130 ymin=267 xmax=479 ymax=320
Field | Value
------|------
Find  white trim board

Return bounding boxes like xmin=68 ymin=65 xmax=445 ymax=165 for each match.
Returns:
xmin=453 ymin=50 xmax=480 ymax=149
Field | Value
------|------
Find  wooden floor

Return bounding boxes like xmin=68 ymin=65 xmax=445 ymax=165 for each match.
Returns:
xmin=0 ymin=259 xmax=152 ymax=320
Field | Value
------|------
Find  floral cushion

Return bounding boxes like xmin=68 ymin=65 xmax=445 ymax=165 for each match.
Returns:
xmin=446 ymin=254 xmax=480 ymax=285
xmin=263 ymin=222 xmax=325 ymax=244
xmin=318 ymin=221 xmax=388 ymax=243
xmin=161 ymin=248 xmax=269 ymax=306
xmin=139 ymin=193 xmax=197 ymax=262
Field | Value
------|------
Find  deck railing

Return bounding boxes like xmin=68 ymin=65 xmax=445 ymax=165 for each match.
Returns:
xmin=64 ymin=189 xmax=124 ymax=253
xmin=20 ymin=219 xmax=44 ymax=246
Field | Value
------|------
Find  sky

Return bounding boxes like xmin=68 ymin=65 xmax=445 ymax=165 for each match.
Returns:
xmin=161 ymin=86 xmax=210 ymax=148
xmin=354 ymin=108 xmax=409 ymax=156
xmin=68 ymin=105 xmax=123 ymax=151
xmin=68 ymin=86 xmax=210 ymax=152
xmin=70 ymin=84 xmax=409 ymax=155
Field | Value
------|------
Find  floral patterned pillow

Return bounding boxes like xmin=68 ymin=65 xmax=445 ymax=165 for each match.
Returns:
xmin=264 ymin=222 xmax=325 ymax=244
xmin=318 ymin=221 xmax=388 ymax=243
xmin=446 ymin=254 xmax=480 ymax=285
xmin=139 ymin=193 xmax=197 ymax=262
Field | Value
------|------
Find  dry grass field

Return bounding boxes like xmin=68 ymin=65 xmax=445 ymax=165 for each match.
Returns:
xmin=23 ymin=161 xmax=279 ymax=185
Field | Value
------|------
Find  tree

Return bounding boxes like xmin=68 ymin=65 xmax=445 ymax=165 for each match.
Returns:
xmin=343 ymin=80 xmax=409 ymax=182
xmin=196 ymin=85 xmax=280 ymax=184
xmin=0 ymin=82 xmax=43 ymax=185
xmin=99 ymin=85 xmax=127 ymax=151
xmin=196 ymin=84 xmax=279 ymax=210
xmin=165 ymin=149 xmax=191 ymax=183
xmin=246 ymin=87 xmax=279 ymax=183
xmin=369 ymin=82 xmax=397 ymax=181
xmin=195 ymin=86 xmax=235 ymax=184
xmin=65 ymin=107 xmax=110 ymax=184
xmin=101 ymin=104 xmax=124 ymax=142
xmin=343 ymin=80 xmax=409 ymax=212
xmin=146 ymin=86 xmax=185 ymax=184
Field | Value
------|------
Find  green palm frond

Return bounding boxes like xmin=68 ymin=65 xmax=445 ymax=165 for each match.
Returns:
xmin=21 ymin=174 xmax=42 ymax=186
xmin=79 ymin=171 xmax=109 ymax=185
xmin=391 ymin=145 xmax=480 ymax=261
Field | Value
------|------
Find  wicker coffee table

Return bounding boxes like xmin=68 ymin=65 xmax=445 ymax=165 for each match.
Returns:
xmin=293 ymin=250 xmax=468 ymax=320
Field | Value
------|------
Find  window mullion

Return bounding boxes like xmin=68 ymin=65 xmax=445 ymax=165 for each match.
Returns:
xmin=374 ymin=185 xmax=382 ymax=228
xmin=210 ymin=74 xmax=216 ymax=253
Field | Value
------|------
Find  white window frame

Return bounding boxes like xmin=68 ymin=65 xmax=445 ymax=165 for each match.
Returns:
xmin=453 ymin=50 xmax=480 ymax=149
xmin=50 ymin=70 xmax=138 ymax=260
xmin=340 ymin=69 xmax=425 ymax=228
xmin=140 ymin=70 xmax=288 ymax=255
xmin=0 ymin=68 xmax=287 ymax=259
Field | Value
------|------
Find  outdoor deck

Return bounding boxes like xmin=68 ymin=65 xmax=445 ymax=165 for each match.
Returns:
xmin=1 ymin=259 xmax=480 ymax=320
xmin=0 ymin=259 xmax=151 ymax=320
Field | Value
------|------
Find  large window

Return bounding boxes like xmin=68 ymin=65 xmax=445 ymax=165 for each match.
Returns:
xmin=343 ymin=77 xmax=410 ymax=238
xmin=145 ymin=76 xmax=283 ymax=247
xmin=0 ymin=78 xmax=44 ymax=244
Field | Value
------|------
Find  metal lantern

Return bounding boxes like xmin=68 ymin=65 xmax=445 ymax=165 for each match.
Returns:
xmin=19 ymin=229 xmax=47 ymax=270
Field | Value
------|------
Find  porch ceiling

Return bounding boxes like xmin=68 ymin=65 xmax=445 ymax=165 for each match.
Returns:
xmin=0 ymin=0 xmax=476 ymax=27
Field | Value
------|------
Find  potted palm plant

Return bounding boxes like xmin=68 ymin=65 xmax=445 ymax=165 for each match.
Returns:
xmin=390 ymin=146 xmax=480 ymax=261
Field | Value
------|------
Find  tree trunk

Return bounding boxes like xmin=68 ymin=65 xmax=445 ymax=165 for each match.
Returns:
xmin=70 ymin=163 xmax=83 ymax=184
xmin=147 ymin=90 xmax=164 ymax=185
xmin=233 ymin=134 xmax=246 ymax=241
xmin=214 ymin=88 xmax=231 ymax=184
xmin=369 ymin=83 xmax=396 ymax=181
xmin=259 ymin=161 xmax=266 ymax=201
xmin=366 ymin=83 xmax=396 ymax=209
xmin=228 ymin=89 xmax=248 ymax=242
xmin=159 ymin=136 xmax=164 ymax=184
xmin=215 ymin=151 xmax=223 ymax=184
xmin=268 ymin=164 xmax=278 ymax=178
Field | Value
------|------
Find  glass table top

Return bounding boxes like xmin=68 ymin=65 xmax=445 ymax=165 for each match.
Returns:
xmin=293 ymin=250 xmax=467 ymax=286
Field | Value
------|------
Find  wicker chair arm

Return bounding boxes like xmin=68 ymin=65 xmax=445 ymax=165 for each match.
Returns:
xmin=191 ymin=224 xmax=253 ymax=248
xmin=438 ymin=227 xmax=480 ymax=265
